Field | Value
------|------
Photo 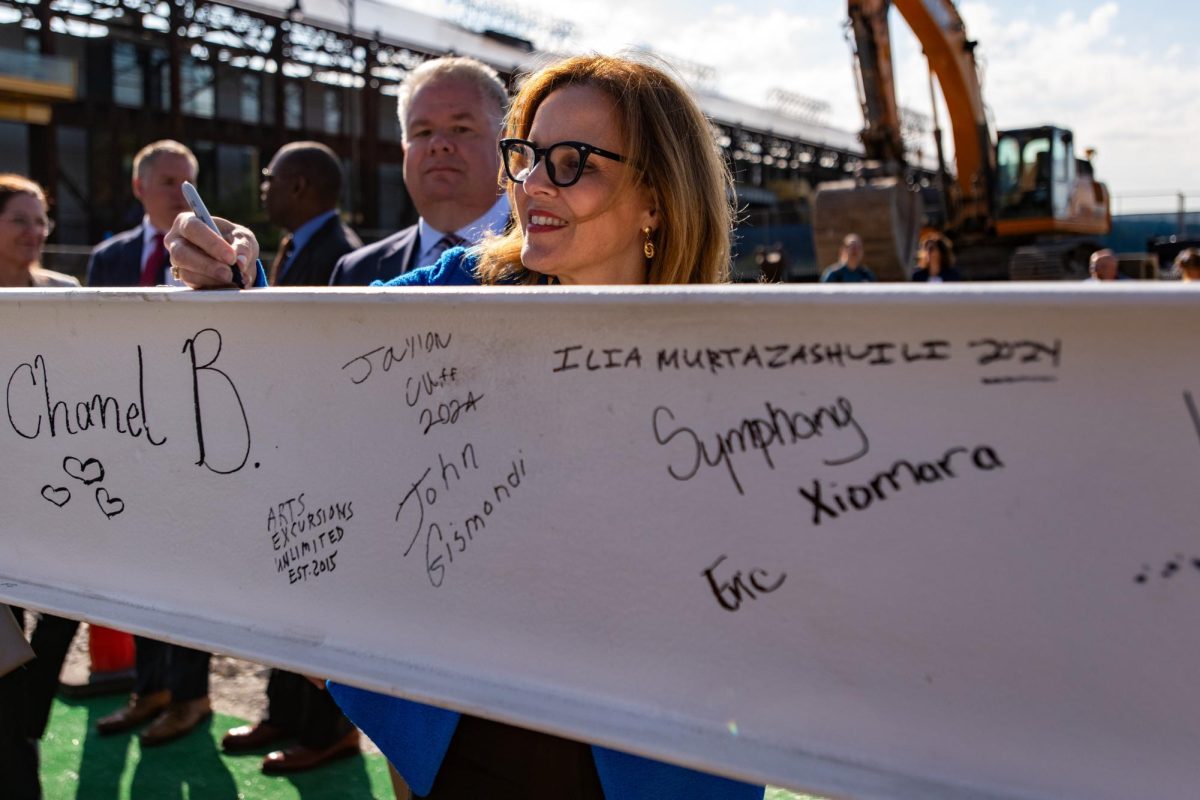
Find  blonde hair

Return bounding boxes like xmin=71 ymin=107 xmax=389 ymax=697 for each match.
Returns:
xmin=474 ymin=53 xmax=735 ymax=285
xmin=133 ymin=139 xmax=198 ymax=182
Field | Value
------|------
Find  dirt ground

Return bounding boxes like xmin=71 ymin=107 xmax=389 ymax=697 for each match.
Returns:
xmin=58 ymin=620 xmax=381 ymax=755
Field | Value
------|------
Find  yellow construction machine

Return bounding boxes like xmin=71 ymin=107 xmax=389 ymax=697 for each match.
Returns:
xmin=813 ymin=0 xmax=1111 ymax=280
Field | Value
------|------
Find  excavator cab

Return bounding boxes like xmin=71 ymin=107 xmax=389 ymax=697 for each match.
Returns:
xmin=996 ymin=127 xmax=1069 ymax=221
xmin=995 ymin=126 xmax=1109 ymax=237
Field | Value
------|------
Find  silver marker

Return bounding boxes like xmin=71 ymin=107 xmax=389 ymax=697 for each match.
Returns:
xmin=181 ymin=180 xmax=244 ymax=287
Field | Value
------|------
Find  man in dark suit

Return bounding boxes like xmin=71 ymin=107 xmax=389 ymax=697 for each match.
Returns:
xmin=217 ymin=140 xmax=363 ymax=774
xmin=89 ymin=140 xmax=216 ymax=748
xmin=330 ymin=56 xmax=510 ymax=287
xmin=87 ymin=139 xmax=196 ymax=287
xmin=261 ymin=141 xmax=362 ymax=287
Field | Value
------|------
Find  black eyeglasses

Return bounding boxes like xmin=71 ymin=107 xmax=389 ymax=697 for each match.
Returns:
xmin=499 ymin=138 xmax=625 ymax=188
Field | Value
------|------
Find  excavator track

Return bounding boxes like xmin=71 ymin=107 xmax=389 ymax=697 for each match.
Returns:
xmin=1007 ymin=240 xmax=1096 ymax=281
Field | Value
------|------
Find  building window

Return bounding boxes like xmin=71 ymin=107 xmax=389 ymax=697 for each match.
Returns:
xmin=55 ymin=125 xmax=89 ymax=245
xmin=113 ymin=41 xmax=144 ymax=108
xmin=181 ymin=57 xmax=215 ymax=118
xmin=146 ymin=47 xmax=168 ymax=111
xmin=0 ymin=121 xmax=29 ymax=176
xmin=323 ymin=88 xmax=341 ymax=135
xmin=284 ymin=81 xmax=302 ymax=130
xmin=157 ymin=52 xmax=170 ymax=110
xmin=240 ymin=72 xmax=261 ymax=124
xmin=378 ymin=94 xmax=400 ymax=142
xmin=215 ymin=144 xmax=257 ymax=212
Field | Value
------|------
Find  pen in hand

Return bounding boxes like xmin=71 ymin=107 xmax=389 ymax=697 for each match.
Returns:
xmin=181 ymin=181 xmax=245 ymax=288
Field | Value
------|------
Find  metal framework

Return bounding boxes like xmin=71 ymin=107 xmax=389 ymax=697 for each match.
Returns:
xmin=0 ymin=0 xmax=880 ymax=247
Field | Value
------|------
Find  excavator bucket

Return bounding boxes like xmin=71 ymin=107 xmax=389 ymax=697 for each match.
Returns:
xmin=812 ymin=177 xmax=922 ymax=281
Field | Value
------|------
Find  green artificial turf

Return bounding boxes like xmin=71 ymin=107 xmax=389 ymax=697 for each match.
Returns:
xmin=38 ymin=693 xmax=823 ymax=800
xmin=39 ymin=693 xmax=395 ymax=800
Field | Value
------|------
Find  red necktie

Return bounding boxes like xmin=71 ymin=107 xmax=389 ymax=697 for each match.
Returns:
xmin=140 ymin=232 xmax=167 ymax=286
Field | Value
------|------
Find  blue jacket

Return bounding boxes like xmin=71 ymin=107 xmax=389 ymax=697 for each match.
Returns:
xmin=373 ymin=245 xmax=481 ymax=287
xmin=329 ymin=248 xmax=763 ymax=799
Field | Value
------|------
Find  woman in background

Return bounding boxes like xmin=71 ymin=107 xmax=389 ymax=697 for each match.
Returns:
xmin=0 ymin=173 xmax=79 ymax=800
xmin=0 ymin=174 xmax=77 ymax=288
xmin=911 ymin=232 xmax=962 ymax=282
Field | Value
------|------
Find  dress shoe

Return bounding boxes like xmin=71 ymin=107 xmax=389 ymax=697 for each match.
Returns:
xmin=222 ymin=721 xmax=289 ymax=753
xmin=139 ymin=697 xmax=213 ymax=747
xmin=261 ymin=729 xmax=361 ymax=774
xmin=96 ymin=690 xmax=171 ymax=735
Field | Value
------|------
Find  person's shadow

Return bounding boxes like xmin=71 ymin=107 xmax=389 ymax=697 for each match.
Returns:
xmin=64 ymin=695 xmax=135 ymax=800
xmin=125 ymin=716 xmax=239 ymax=800
xmin=128 ymin=727 xmax=378 ymax=800
xmin=209 ymin=737 xmax=380 ymax=799
xmin=277 ymin=752 xmax=378 ymax=798
xmin=61 ymin=695 xmax=379 ymax=800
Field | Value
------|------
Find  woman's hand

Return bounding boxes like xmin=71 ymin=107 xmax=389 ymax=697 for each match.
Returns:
xmin=166 ymin=212 xmax=259 ymax=289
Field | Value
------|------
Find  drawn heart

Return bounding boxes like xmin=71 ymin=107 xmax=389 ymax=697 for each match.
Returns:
xmin=63 ymin=456 xmax=105 ymax=486
xmin=94 ymin=488 xmax=125 ymax=519
xmin=41 ymin=485 xmax=71 ymax=507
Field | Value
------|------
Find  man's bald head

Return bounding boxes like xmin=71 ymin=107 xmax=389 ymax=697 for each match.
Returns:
xmin=274 ymin=142 xmax=343 ymax=207
xmin=262 ymin=141 xmax=344 ymax=231
xmin=1089 ymin=248 xmax=1119 ymax=281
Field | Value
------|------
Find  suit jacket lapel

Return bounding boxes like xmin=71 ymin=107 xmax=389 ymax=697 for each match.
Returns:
xmin=279 ymin=216 xmax=346 ymax=285
xmin=378 ymin=227 xmax=419 ymax=282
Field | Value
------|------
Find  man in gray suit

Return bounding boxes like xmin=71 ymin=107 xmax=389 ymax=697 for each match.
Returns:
xmin=87 ymin=140 xmax=196 ymax=287
xmin=329 ymin=56 xmax=510 ymax=286
xmin=261 ymin=141 xmax=362 ymax=287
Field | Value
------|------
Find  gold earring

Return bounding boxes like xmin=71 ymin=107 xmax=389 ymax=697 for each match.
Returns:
xmin=643 ymin=227 xmax=655 ymax=260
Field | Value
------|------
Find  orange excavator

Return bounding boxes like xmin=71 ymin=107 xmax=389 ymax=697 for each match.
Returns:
xmin=813 ymin=0 xmax=1111 ymax=280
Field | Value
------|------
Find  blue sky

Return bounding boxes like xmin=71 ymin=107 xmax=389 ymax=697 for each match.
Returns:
xmin=382 ymin=0 xmax=1198 ymax=212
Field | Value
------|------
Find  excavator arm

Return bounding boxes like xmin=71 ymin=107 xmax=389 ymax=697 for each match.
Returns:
xmin=847 ymin=0 xmax=906 ymax=168
xmin=847 ymin=0 xmax=995 ymax=227
xmin=819 ymin=0 xmax=1109 ymax=280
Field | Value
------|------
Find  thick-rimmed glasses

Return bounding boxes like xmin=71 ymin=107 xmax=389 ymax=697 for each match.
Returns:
xmin=499 ymin=138 xmax=625 ymax=188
